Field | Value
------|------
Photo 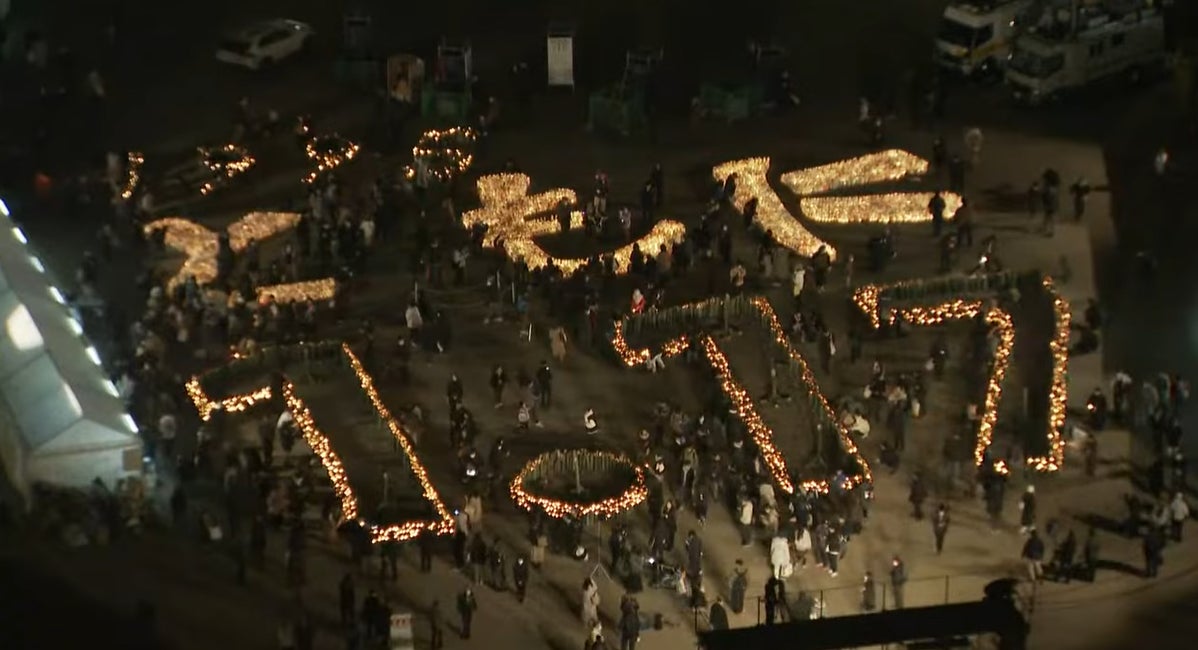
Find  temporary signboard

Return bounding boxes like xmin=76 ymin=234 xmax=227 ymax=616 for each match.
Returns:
xmin=390 ymin=611 xmax=414 ymax=650
xmin=547 ymin=35 xmax=575 ymax=87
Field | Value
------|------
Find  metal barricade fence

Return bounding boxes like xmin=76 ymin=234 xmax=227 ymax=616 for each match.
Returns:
xmin=747 ymin=572 xmax=1030 ymax=626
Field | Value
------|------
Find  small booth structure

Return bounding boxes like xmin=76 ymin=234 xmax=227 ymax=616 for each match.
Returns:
xmin=386 ymin=53 xmax=426 ymax=116
xmin=588 ymin=48 xmax=661 ymax=137
xmin=421 ymin=40 xmax=473 ymax=121
xmin=0 ymin=198 xmax=141 ymax=507
xmin=546 ymin=23 xmax=576 ymax=89
xmin=696 ymin=42 xmax=789 ymax=122
xmin=334 ymin=11 xmax=379 ymax=88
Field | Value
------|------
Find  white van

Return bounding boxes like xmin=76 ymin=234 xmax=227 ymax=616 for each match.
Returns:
xmin=1006 ymin=5 xmax=1165 ymax=104
xmin=936 ymin=0 xmax=1034 ymax=77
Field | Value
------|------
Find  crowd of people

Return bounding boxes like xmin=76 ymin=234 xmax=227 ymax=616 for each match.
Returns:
xmin=2 ymin=16 xmax=1193 ymax=650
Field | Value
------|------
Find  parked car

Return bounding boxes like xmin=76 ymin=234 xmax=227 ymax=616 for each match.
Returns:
xmin=216 ymin=19 xmax=313 ymax=70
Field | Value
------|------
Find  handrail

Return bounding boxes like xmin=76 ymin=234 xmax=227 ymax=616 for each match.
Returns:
xmin=748 ymin=572 xmax=1032 ymax=624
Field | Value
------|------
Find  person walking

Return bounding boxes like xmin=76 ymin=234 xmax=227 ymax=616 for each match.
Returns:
xmin=457 ymin=588 xmax=477 ymax=638
xmin=932 ymin=504 xmax=950 ymax=554
xmin=889 ymin=556 xmax=907 ymax=609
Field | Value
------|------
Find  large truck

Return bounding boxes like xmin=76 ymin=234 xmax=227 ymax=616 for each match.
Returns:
xmin=1006 ymin=1 xmax=1166 ymax=104
xmin=936 ymin=0 xmax=1034 ymax=77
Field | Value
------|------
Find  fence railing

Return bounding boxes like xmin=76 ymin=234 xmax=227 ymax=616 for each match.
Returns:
xmin=725 ymin=572 xmax=1034 ymax=627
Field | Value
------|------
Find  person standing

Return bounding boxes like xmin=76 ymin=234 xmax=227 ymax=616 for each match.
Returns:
xmin=1019 ymin=485 xmax=1037 ymax=534
xmin=1170 ymin=492 xmax=1190 ymax=541
xmin=513 ymin=556 xmax=530 ymax=602
xmin=1070 ymin=178 xmax=1091 ymax=221
xmin=861 ymin=572 xmax=877 ymax=612
xmin=338 ymin=573 xmax=355 ymax=626
xmin=535 ymin=361 xmax=553 ymax=408
xmin=791 ymin=263 xmax=806 ymax=309
xmin=418 ymin=527 xmax=434 ymax=572
xmin=685 ymin=530 xmax=704 ymax=591
xmin=736 ymin=495 xmax=754 ymax=546
xmin=1081 ymin=527 xmax=1100 ymax=582
xmin=490 ymin=364 xmax=506 ymax=408
xmin=1022 ymin=530 xmax=1046 ymax=582
xmin=361 ymin=591 xmax=382 ymax=646
xmin=889 ymin=556 xmax=907 ymax=608
xmin=932 ymin=504 xmax=950 ymax=554
xmin=764 ymin=576 xmax=784 ymax=624
xmin=457 ymin=587 xmax=477 ymax=638
xmin=825 ymin=528 xmax=843 ymax=577
xmin=729 ymin=560 xmax=749 ymax=614
xmin=581 ymin=578 xmax=601 ymax=628
xmin=549 ymin=326 xmax=568 ymax=363
xmin=770 ymin=532 xmax=791 ymax=579
xmin=1143 ymin=526 xmax=1165 ymax=578
xmin=1056 ymin=529 xmax=1078 ymax=583
xmin=709 ymin=596 xmax=730 ymax=630
xmin=953 ymin=199 xmax=973 ymax=248
xmin=909 ymin=474 xmax=928 ymax=520
xmin=619 ymin=603 xmax=640 ymax=650
xmin=927 ymin=191 xmax=946 ymax=237
xmin=429 ymin=600 xmax=444 ymax=650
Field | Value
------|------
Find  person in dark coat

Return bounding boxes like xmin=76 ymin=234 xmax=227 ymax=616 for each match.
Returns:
xmin=1143 ymin=527 xmax=1165 ymax=578
xmin=729 ymin=559 xmax=748 ymax=614
xmin=418 ymin=527 xmax=434 ymax=572
xmin=457 ymin=587 xmax=477 ymax=638
xmin=1019 ymin=485 xmax=1037 ymax=533
xmin=429 ymin=600 xmax=444 ymax=649
xmin=909 ymin=474 xmax=927 ymax=519
xmin=490 ymin=542 xmax=507 ymax=590
xmin=861 ymin=572 xmax=877 ymax=612
xmin=709 ymin=597 xmax=730 ymax=630
xmin=889 ymin=556 xmax=907 ymax=608
xmin=1082 ymin=527 xmax=1100 ymax=581
xmin=932 ymin=504 xmax=950 ymax=554
xmin=338 ymin=573 xmax=355 ymax=626
xmin=361 ymin=591 xmax=382 ymax=645
xmin=764 ymin=576 xmax=786 ymax=624
xmin=1022 ymin=530 xmax=1046 ymax=581
xmin=1054 ymin=530 xmax=1078 ymax=583
xmin=619 ymin=603 xmax=640 ymax=650
xmin=685 ymin=530 xmax=703 ymax=588
xmin=513 ymin=556 xmax=530 ymax=602
xmin=470 ymin=535 xmax=488 ymax=584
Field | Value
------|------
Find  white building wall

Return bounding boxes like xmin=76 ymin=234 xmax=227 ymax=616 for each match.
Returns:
xmin=27 ymin=444 xmax=140 ymax=490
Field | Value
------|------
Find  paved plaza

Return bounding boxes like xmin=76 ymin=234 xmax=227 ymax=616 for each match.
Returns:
xmin=2 ymin=1 xmax=1197 ymax=649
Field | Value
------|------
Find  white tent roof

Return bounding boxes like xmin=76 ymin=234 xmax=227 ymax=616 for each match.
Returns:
xmin=0 ymin=198 xmax=138 ymax=458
